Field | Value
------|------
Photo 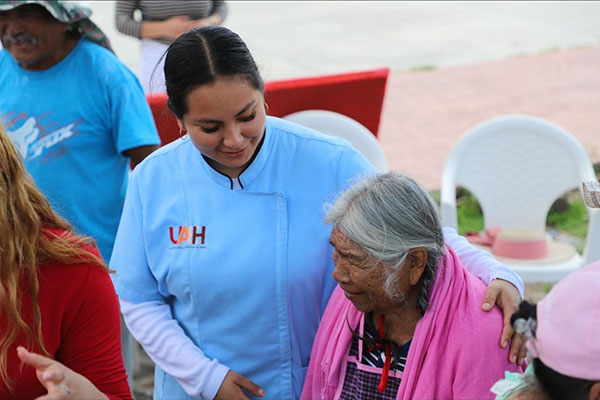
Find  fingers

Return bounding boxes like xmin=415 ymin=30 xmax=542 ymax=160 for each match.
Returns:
xmin=215 ymin=371 xmax=264 ymax=400
xmin=35 ymin=382 xmax=69 ymax=400
xmin=500 ymin=308 xmax=515 ymax=349
xmin=518 ymin=341 xmax=528 ymax=366
xmin=41 ymin=365 xmax=67 ymax=385
xmin=18 ymin=347 xmax=71 ymax=397
xmin=234 ymin=373 xmax=265 ymax=397
xmin=508 ymin=332 xmax=528 ymax=366
xmin=481 ymin=283 xmax=500 ymax=311
xmin=17 ymin=347 xmax=54 ymax=370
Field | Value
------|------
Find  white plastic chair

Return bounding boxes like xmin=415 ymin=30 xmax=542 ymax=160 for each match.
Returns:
xmin=283 ymin=110 xmax=389 ymax=172
xmin=440 ymin=115 xmax=599 ymax=282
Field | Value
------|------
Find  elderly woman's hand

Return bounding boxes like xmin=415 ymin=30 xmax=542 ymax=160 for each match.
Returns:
xmin=481 ymin=279 xmax=527 ymax=365
xmin=17 ymin=346 xmax=108 ymax=400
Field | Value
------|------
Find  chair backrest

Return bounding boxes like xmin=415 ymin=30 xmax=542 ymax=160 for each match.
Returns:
xmin=146 ymin=68 xmax=390 ymax=147
xmin=441 ymin=115 xmax=596 ymax=231
xmin=264 ymin=68 xmax=389 ymax=137
xmin=283 ymin=110 xmax=388 ymax=172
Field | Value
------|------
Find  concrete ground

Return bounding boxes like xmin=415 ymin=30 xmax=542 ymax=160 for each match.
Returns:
xmin=381 ymin=46 xmax=600 ymax=188
xmin=84 ymin=1 xmax=600 ymax=189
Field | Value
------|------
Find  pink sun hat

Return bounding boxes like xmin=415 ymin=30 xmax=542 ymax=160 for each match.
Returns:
xmin=527 ymin=261 xmax=600 ymax=380
xmin=466 ymin=227 xmax=575 ymax=264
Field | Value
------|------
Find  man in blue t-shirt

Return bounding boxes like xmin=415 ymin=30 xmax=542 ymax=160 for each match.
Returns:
xmin=0 ymin=0 xmax=161 ymax=262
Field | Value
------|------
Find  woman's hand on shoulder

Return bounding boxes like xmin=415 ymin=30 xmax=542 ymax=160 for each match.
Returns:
xmin=481 ymin=279 xmax=527 ymax=366
xmin=17 ymin=347 xmax=108 ymax=400
xmin=215 ymin=370 xmax=265 ymax=400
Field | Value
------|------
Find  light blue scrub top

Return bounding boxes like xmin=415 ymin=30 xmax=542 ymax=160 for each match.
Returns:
xmin=111 ymin=117 xmax=374 ymax=399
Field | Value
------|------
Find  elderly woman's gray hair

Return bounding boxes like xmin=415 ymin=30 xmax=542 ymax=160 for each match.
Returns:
xmin=325 ymin=172 xmax=446 ymax=314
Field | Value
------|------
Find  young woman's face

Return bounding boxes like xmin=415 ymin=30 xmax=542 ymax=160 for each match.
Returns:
xmin=180 ymin=77 xmax=266 ymax=178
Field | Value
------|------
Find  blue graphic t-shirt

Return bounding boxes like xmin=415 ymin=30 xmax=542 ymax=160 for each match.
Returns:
xmin=0 ymin=38 xmax=160 ymax=261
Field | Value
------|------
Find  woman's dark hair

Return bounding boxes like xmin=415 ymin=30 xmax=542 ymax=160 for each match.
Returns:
xmin=510 ymin=300 xmax=537 ymax=334
xmin=164 ymin=26 xmax=264 ymax=120
xmin=533 ymin=358 xmax=596 ymax=400
xmin=511 ymin=300 xmax=596 ymax=400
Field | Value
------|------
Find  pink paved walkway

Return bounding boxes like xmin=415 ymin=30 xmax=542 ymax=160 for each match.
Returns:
xmin=379 ymin=46 xmax=600 ymax=190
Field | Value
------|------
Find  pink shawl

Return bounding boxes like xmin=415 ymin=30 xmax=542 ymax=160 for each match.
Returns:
xmin=301 ymin=245 xmax=522 ymax=400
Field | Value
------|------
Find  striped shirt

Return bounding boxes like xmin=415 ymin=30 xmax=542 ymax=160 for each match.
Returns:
xmin=115 ymin=0 xmax=227 ymax=42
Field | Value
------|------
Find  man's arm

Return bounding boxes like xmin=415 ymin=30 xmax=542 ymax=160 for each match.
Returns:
xmin=124 ymin=144 xmax=159 ymax=167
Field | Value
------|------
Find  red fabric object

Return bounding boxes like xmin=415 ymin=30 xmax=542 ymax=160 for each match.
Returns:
xmin=0 ymin=229 xmax=132 ymax=400
xmin=376 ymin=314 xmax=391 ymax=394
xmin=146 ymin=92 xmax=177 ymax=146
xmin=146 ymin=68 xmax=390 ymax=146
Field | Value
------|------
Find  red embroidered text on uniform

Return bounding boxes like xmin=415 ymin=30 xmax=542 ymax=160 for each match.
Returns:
xmin=169 ymin=226 xmax=206 ymax=245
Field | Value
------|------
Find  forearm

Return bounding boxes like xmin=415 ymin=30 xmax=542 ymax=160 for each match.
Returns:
xmin=443 ymin=226 xmax=524 ymax=298
xmin=119 ymin=298 xmax=229 ymax=399
xmin=124 ymin=144 xmax=159 ymax=167
xmin=139 ymin=20 xmax=170 ymax=39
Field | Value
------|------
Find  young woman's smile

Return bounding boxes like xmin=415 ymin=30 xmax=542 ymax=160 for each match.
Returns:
xmin=179 ymin=77 xmax=267 ymax=178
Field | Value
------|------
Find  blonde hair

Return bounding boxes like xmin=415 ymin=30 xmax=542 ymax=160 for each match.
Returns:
xmin=0 ymin=123 xmax=105 ymax=390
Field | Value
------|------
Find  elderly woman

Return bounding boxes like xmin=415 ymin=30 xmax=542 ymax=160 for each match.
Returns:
xmin=302 ymin=172 xmax=522 ymax=400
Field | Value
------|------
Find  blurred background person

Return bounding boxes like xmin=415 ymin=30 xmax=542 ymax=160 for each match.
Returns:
xmin=0 ymin=122 xmax=131 ymax=399
xmin=115 ymin=0 xmax=227 ymax=93
xmin=0 ymin=0 xmax=160 ymax=264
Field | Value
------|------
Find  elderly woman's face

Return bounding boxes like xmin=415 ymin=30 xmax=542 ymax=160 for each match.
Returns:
xmin=331 ymin=228 xmax=407 ymax=313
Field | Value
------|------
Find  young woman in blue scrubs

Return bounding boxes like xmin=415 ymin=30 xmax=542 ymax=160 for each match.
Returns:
xmin=110 ymin=26 xmax=525 ymax=400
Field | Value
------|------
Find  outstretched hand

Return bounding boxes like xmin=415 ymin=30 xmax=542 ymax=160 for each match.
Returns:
xmin=215 ymin=370 xmax=265 ymax=400
xmin=17 ymin=347 xmax=108 ymax=400
xmin=481 ymin=279 xmax=527 ymax=366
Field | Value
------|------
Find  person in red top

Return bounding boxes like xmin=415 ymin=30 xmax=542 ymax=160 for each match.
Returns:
xmin=0 ymin=122 xmax=132 ymax=399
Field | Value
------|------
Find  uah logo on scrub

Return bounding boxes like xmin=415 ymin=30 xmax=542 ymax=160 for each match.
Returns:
xmin=169 ymin=225 xmax=206 ymax=247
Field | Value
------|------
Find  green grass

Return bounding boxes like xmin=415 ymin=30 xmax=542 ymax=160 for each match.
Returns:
xmin=547 ymin=199 xmax=588 ymax=240
xmin=456 ymin=194 xmax=484 ymax=235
